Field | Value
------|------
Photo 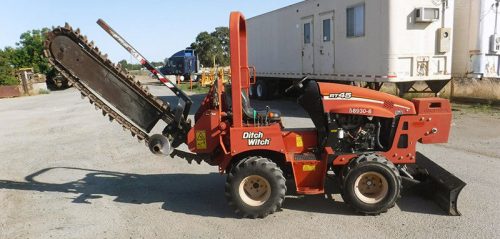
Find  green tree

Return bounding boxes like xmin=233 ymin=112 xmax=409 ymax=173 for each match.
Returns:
xmin=118 ymin=59 xmax=142 ymax=71
xmin=190 ymin=27 xmax=229 ymax=67
xmin=10 ymin=28 xmax=52 ymax=74
xmin=212 ymin=27 xmax=229 ymax=65
xmin=0 ymin=28 xmax=56 ymax=85
xmin=150 ymin=61 xmax=164 ymax=67
xmin=0 ymin=50 xmax=18 ymax=85
xmin=118 ymin=59 xmax=128 ymax=68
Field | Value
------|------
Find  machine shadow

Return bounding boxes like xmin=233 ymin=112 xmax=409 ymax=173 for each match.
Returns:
xmin=282 ymin=180 xmax=358 ymax=216
xmin=0 ymin=168 xmax=356 ymax=217
xmin=284 ymin=179 xmax=448 ymax=216
xmin=396 ymin=187 xmax=449 ymax=216
xmin=0 ymin=167 xmax=233 ymax=218
xmin=0 ymin=167 xmax=445 ymax=217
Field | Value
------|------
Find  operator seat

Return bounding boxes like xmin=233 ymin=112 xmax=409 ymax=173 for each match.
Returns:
xmin=298 ymin=80 xmax=327 ymax=148
xmin=224 ymin=84 xmax=281 ymax=122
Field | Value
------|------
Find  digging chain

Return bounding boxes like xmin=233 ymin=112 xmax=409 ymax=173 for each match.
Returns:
xmin=44 ymin=24 xmax=171 ymax=144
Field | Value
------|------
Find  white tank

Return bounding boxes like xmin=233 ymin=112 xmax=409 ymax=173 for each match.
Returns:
xmin=452 ymin=0 xmax=500 ymax=78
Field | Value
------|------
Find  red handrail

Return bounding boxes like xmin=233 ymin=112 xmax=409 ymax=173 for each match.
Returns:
xmin=229 ymin=12 xmax=248 ymax=128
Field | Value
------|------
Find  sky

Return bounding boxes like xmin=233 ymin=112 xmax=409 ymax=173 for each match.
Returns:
xmin=0 ymin=0 xmax=301 ymax=63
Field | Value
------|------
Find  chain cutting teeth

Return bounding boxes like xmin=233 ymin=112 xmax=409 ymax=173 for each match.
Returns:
xmin=44 ymin=24 xmax=173 ymax=144
xmin=64 ymin=22 xmax=72 ymax=31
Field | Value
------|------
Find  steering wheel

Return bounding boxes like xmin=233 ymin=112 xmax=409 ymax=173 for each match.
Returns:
xmin=285 ymin=76 xmax=309 ymax=93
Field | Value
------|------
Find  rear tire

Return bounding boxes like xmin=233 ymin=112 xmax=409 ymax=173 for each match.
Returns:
xmin=341 ymin=153 xmax=401 ymax=215
xmin=225 ymin=156 xmax=286 ymax=218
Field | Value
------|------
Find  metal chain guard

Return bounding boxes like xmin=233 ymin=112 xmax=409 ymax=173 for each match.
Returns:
xmin=44 ymin=24 xmax=174 ymax=143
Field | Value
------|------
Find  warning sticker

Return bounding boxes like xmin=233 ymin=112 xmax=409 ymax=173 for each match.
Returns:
xmin=196 ymin=130 xmax=207 ymax=150
xmin=296 ymin=135 xmax=303 ymax=148
xmin=302 ymin=164 xmax=316 ymax=172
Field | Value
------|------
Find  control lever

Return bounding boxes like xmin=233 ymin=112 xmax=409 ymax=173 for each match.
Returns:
xmin=285 ymin=76 xmax=309 ymax=93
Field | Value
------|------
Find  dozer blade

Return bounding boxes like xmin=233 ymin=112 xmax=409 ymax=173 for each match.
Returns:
xmin=412 ymin=152 xmax=466 ymax=216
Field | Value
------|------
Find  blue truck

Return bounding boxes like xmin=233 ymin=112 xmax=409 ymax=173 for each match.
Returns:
xmin=159 ymin=48 xmax=199 ymax=81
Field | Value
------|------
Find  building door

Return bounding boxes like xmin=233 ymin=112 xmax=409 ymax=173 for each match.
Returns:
xmin=301 ymin=16 xmax=314 ymax=74
xmin=316 ymin=11 xmax=335 ymax=75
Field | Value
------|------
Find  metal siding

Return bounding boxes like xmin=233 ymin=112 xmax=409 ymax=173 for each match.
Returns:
xmin=247 ymin=0 xmax=454 ymax=82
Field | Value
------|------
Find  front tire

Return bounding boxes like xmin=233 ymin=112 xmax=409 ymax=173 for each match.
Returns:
xmin=342 ymin=154 xmax=401 ymax=215
xmin=225 ymin=156 xmax=286 ymax=218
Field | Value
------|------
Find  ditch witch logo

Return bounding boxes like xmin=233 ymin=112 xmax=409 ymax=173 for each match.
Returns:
xmin=243 ymin=132 xmax=271 ymax=146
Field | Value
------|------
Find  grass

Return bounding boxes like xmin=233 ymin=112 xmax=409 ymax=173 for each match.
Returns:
xmin=38 ymin=89 xmax=50 ymax=94
xmin=379 ymin=79 xmax=500 ymax=102
xmin=451 ymin=78 xmax=500 ymax=100
xmin=129 ymin=70 xmax=149 ymax=76
xmin=451 ymin=101 xmax=500 ymax=120
xmin=452 ymin=102 xmax=500 ymax=115
xmin=177 ymin=82 xmax=210 ymax=94
xmin=350 ymin=81 xmax=500 ymax=117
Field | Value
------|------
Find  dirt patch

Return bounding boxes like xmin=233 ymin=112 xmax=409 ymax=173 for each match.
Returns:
xmin=1 ymin=87 xmax=499 ymax=238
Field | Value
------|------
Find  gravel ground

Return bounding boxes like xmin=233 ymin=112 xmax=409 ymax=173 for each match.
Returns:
xmin=1 ymin=86 xmax=499 ymax=238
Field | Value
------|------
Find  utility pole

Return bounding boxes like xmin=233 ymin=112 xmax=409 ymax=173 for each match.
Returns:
xmin=495 ymin=0 xmax=499 ymax=35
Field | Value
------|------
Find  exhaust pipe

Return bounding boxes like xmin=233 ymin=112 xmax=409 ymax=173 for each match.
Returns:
xmin=148 ymin=134 xmax=172 ymax=155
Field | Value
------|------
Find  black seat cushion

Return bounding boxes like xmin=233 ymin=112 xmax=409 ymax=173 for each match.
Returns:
xmin=225 ymin=84 xmax=281 ymax=122
xmin=298 ymin=80 xmax=326 ymax=147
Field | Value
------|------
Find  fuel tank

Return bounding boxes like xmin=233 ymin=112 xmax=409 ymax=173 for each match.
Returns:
xmin=318 ymin=82 xmax=416 ymax=118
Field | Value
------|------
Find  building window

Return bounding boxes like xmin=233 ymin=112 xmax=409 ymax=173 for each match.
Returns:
xmin=346 ymin=3 xmax=365 ymax=37
xmin=304 ymin=22 xmax=311 ymax=44
xmin=323 ymin=19 xmax=331 ymax=42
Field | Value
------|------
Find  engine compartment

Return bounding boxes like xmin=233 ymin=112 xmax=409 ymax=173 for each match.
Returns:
xmin=326 ymin=114 xmax=396 ymax=153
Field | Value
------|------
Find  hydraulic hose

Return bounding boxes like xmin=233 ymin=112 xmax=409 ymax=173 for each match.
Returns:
xmin=376 ymin=121 xmax=384 ymax=150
